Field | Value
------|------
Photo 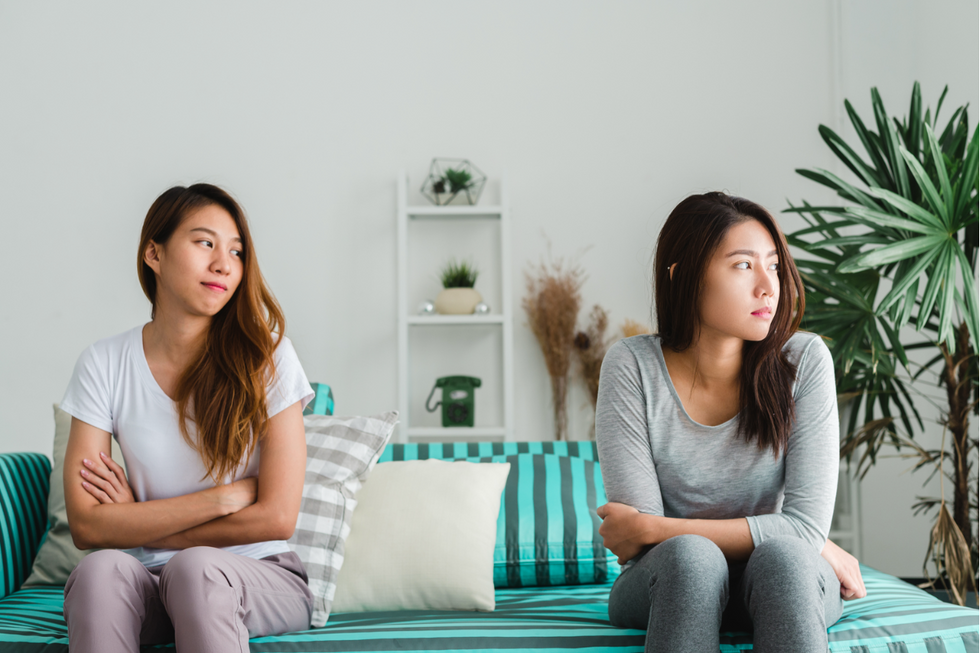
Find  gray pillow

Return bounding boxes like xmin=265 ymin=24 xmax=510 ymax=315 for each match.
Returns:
xmin=23 ymin=405 xmax=127 ymax=586
xmin=287 ymin=412 xmax=397 ymax=627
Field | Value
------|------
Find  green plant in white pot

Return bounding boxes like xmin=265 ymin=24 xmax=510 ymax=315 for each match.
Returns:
xmin=435 ymin=259 xmax=482 ymax=315
xmin=785 ymin=82 xmax=978 ymax=605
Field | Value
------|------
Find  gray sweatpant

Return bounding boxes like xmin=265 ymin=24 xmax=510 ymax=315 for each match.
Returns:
xmin=608 ymin=534 xmax=843 ymax=653
xmin=64 ymin=547 xmax=313 ymax=652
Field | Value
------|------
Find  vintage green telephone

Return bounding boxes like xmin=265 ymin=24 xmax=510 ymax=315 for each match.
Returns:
xmin=425 ymin=375 xmax=481 ymax=427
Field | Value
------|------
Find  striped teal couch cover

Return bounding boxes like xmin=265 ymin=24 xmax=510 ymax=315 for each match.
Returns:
xmin=1 ymin=447 xmax=978 ymax=652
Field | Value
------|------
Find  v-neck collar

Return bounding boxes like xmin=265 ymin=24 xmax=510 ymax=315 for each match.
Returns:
xmin=133 ymin=323 xmax=177 ymax=410
xmin=650 ymin=335 xmax=740 ymax=430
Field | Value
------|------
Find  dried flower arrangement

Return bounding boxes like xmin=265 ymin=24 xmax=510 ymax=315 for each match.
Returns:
xmin=621 ymin=318 xmax=652 ymax=339
xmin=523 ymin=257 xmax=584 ymax=441
xmin=573 ymin=305 xmax=612 ymax=413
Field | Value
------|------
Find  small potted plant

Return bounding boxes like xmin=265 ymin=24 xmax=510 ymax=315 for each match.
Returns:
xmin=421 ymin=158 xmax=487 ymax=206
xmin=434 ymin=258 xmax=482 ymax=315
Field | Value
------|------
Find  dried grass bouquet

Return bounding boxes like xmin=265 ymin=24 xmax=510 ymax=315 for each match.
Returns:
xmin=523 ymin=258 xmax=584 ymax=441
xmin=573 ymin=305 xmax=612 ymax=415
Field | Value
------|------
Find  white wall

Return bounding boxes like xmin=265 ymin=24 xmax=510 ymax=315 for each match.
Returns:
xmin=0 ymin=0 xmax=976 ymax=577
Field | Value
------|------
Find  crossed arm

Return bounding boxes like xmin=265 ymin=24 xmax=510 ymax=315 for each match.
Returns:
xmin=63 ymin=401 xmax=306 ymax=551
xmin=596 ymin=502 xmax=866 ymax=599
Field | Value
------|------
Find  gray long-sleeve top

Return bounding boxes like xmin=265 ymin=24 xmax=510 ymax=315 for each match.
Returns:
xmin=595 ymin=331 xmax=839 ymax=561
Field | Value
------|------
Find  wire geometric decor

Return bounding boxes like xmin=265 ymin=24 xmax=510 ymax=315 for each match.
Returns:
xmin=420 ymin=158 xmax=487 ymax=206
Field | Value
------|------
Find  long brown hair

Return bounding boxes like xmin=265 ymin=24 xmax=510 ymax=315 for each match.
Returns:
xmin=137 ymin=184 xmax=285 ymax=483
xmin=653 ymin=192 xmax=805 ymax=456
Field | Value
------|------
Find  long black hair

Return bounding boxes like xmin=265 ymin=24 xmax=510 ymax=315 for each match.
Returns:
xmin=653 ymin=192 xmax=806 ymax=456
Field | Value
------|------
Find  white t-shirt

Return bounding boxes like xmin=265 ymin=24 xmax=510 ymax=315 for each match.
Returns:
xmin=60 ymin=323 xmax=315 ymax=568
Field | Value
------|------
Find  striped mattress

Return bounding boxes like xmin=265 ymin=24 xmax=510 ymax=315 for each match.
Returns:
xmin=0 ymin=566 xmax=976 ymax=652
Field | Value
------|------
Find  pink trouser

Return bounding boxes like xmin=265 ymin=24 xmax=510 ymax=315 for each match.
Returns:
xmin=63 ymin=547 xmax=313 ymax=653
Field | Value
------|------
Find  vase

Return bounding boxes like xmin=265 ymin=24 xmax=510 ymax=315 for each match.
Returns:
xmin=434 ymin=288 xmax=482 ymax=315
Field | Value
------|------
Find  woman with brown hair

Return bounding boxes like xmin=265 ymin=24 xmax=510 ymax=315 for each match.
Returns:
xmin=595 ymin=192 xmax=866 ymax=652
xmin=61 ymin=184 xmax=314 ymax=652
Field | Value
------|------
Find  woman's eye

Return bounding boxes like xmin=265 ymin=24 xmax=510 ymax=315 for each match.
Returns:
xmin=770 ymin=262 xmax=779 ymax=271
xmin=199 ymin=240 xmax=213 ymax=248
xmin=231 ymin=249 xmax=242 ymax=257
xmin=735 ymin=261 xmax=749 ymax=270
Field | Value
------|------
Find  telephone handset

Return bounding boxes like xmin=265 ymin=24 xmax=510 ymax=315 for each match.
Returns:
xmin=425 ymin=375 xmax=481 ymax=427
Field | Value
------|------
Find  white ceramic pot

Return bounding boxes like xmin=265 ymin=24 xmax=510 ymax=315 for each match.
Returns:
xmin=434 ymin=288 xmax=483 ymax=315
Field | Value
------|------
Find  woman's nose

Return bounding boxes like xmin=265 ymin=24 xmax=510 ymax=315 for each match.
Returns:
xmin=211 ymin=249 xmax=232 ymax=274
xmin=757 ymin=268 xmax=777 ymax=297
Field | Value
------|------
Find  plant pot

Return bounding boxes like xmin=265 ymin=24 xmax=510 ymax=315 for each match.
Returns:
xmin=434 ymin=288 xmax=482 ymax=315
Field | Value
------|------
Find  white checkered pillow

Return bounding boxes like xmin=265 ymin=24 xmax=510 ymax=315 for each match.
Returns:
xmin=288 ymin=412 xmax=397 ymax=627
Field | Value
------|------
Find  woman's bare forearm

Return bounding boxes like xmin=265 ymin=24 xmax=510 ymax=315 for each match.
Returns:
xmin=147 ymin=498 xmax=297 ymax=549
xmin=68 ymin=487 xmax=239 ymax=550
xmin=649 ymin=514 xmax=755 ymax=560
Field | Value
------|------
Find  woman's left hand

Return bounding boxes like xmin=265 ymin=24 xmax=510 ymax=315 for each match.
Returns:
xmin=80 ymin=451 xmax=135 ymax=505
xmin=597 ymin=502 xmax=658 ymax=564
xmin=821 ymin=539 xmax=867 ymax=600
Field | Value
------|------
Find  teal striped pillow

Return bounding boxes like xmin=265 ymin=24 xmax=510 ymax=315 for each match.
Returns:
xmin=487 ymin=453 xmax=619 ymax=588
xmin=377 ymin=443 xmax=619 ymax=588
xmin=303 ymin=383 xmax=335 ymax=416
xmin=379 ymin=441 xmax=599 ymax=462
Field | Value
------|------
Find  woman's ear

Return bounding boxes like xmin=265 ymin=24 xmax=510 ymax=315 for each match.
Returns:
xmin=144 ymin=241 xmax=163 ymax=275
xmin=668 ymin=263 xmax=677 ymax=281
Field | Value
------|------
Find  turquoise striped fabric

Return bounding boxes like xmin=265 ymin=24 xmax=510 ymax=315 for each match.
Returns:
xmin=303 ymin=383 xmax=335 ymax=416
xmin=827 ymin=567 xmax=980 ymax=652
xmin=1 ymin=568 xmax=977 ymax=651
xmin=0 ymin=453 xmax=50 ymax=601
xmin=379 ymin=442 xmax=618 ymax=587
xmin=378 ymin=440 xmax=599 ymax=463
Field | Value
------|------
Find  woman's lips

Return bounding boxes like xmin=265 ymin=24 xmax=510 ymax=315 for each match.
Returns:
xmin=202 ymin=282 xmax=227 ymax=292
xmin=752 ymin=307 xmax=772 ymax=318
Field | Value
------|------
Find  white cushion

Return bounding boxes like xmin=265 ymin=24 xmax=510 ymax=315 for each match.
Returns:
xmin=24 ymin=404 xmax=128 ymax=586
xmin=331 ymin=459 xmax=511 ymax=613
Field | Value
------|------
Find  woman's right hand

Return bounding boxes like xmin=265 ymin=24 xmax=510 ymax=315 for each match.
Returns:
xmin=215 ymin=477 xmax=259 ymax=515
xmin=597 ymin=502 xmax=654 ymax=564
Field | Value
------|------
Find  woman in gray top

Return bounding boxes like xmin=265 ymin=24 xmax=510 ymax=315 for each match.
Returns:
xmin=595 ymin=192 xmax=866 ymax=653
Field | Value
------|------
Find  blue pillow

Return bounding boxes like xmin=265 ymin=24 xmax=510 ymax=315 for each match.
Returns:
xmin=378 ymin=443 xmax=619 ymax=588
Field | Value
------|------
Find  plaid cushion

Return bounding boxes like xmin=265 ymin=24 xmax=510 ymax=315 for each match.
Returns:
xmin=287 ymin=412 xmax=397 ymax=627
xmin=378 ymin=442 xmax=619 ymax=588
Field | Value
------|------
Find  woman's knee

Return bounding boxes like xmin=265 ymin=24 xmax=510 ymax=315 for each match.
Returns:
xmin=651 ymin=534 xmax=728 ymax=577
xmin=746 ymin=536 xmax=820 ymax=585
xmin=67 ymin=550 xmax=143 ymax=589
xmin=159 ymin=547 xmax=227 ymax=591
xmin=65 ymin=550 xmax=148 ymax=611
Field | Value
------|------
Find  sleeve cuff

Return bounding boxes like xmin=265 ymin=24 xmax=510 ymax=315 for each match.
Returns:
xmin=57 ymin=402 xmax=113 ymax=434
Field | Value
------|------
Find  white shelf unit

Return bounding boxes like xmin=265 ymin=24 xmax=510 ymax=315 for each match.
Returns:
xmin=396 ymin=170 xmax=514 ymax=443
xmin=829 ymin=461 xmax=863 ymax=558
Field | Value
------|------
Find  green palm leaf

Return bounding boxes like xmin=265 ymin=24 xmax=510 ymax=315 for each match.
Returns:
xmin=845 ymin=205 xmax=941 ymax=234
xmin=838 ymin=234 xmax=947 ymax=271
xmin=899 ymin=148 xmax=949 ymax=226
xmin=875 ymin=248 xmax=941 ymax=317
xmin=865 ymin=188 xmax=947 ymax=230
xmin=786 ymin=84 xmax=978 ymax=590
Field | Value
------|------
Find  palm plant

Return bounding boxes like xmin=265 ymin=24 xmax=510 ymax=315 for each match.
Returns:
xmin=785 ymin=82 xmax=978 ymax=604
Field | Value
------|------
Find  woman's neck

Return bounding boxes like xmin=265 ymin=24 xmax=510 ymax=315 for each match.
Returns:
xmin=143 ymin=304 xmax=210 ymax=374
xmin=664 ymin=329 xmax=743 ymax=391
